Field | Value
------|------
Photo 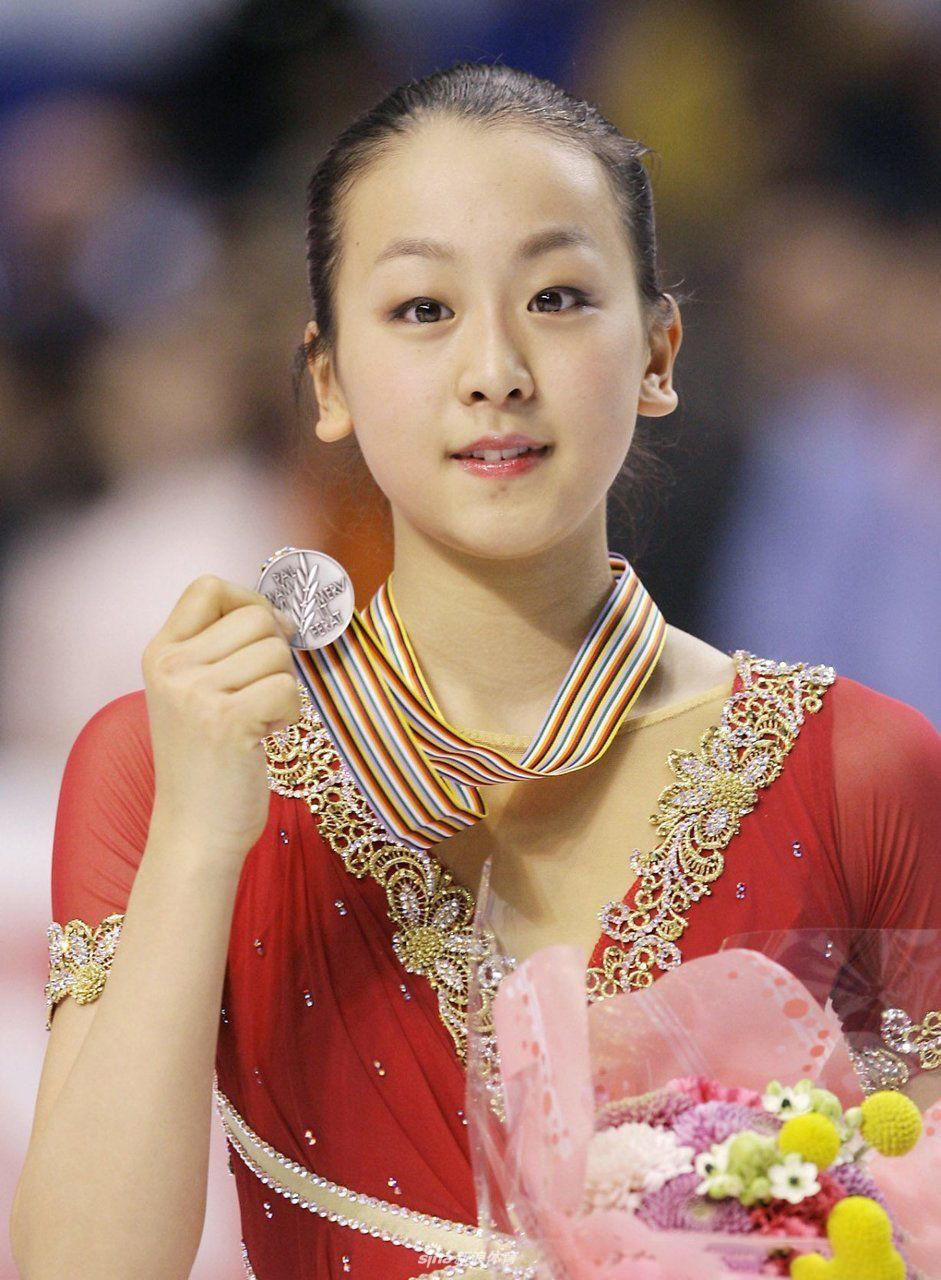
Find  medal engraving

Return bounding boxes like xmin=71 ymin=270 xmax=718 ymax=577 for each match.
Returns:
xmin=256 ymin=548 xmax=354 ymax=650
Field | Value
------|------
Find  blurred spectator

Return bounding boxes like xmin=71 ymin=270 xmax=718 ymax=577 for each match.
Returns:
xmin=698 ymin=188 xmax=941 ymax=725
xmin=0 ymin=286 xmax=303 ymax=750
xmin=0 ymin=0 xmax=232 ymax=79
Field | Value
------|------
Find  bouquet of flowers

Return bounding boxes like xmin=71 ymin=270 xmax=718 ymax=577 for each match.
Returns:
xmin=465 ymin=876 xmax=940 ymax=1280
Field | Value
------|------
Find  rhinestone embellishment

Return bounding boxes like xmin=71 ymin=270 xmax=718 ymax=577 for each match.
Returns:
xmin=590 ymin=652 xmax=834 ymax=1000
xmin=44 ymin=914 xmax=124 ymax=1030
xmin=881 ymin=1006 xmax=941 ymax=1071
xmin=214 ymin=1080 xmax=539 ymax=1277
xmin=849 ymin=1046 xmax=912 ymax=1094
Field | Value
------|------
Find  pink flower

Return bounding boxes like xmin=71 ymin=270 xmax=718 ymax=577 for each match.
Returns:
xmin=672 ymin=1100 xmax=779 ymax=1152
xmin=636 ymin=1170 xmax=753 ymax=1233
xmin=596 ymin=1086 xmax=696 ymax=1130
xmin=827 ymin=1162 xmax=890 ymax=1212
xmin=667 ymin=1075 xmax=764 ymax=1108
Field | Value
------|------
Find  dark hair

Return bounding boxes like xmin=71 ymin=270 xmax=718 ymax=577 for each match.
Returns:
xmin=292 ymin=60 xmax=689 ymax=559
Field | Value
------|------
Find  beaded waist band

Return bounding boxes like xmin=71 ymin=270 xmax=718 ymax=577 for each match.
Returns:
xmin=212 ymin=1082 xmax=541 ymax=1279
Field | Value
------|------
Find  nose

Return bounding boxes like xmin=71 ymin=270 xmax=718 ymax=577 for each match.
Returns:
xmin=456 ymin=313 xmax=535 ymax=406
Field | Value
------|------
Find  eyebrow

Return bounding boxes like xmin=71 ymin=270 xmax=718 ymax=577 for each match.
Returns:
xmin=372 ymin=224 xmax=600 ymax=269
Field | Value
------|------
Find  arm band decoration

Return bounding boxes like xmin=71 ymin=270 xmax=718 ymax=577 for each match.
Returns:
xmin=44 ymin=914 xmax=125 ymax=1030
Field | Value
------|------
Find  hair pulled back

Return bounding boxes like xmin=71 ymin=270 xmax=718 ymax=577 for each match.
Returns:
xmin=293 ymin=60 xmax=687 ymax=558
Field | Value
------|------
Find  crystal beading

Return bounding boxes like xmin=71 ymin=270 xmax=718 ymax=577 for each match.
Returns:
xmin=44 ymin=914 xmax=124 ymax=1030
xmin=214 ymin=1078 xmax=539 ymax=1278
xmin=849 ymin=1047 xmax=911 ymax=1094
xmin=881 ymin=1006 xmax=941 ymax=1072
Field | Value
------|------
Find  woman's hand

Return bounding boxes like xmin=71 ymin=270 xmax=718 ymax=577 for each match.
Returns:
xmin=142 ymin=574 xmax=300 ymax=869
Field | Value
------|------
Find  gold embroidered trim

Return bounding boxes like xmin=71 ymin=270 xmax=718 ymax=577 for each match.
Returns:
xmin=262 ymin=651 xmax=834 ymax=1120
xmin=587 ymin=651 xmax=835 ymax=998
xmin=262 ymin=695 xmax=516 ymax=1120
xmin=44 ymin=914 xmax=125 ymax=1030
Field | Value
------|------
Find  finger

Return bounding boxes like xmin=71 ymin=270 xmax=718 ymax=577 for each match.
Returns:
xmin=159 ymin=576 xmax=286 ymax=645
xmin=204 ymin=634 xmax=295 ymax=692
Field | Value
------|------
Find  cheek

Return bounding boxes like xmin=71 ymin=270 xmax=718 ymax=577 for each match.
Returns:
xmin=571 ymin=325 xmax=638 ymax=394
xmin=544 ymin=338 xmax=638 ymax=449
xmin=340 ymin=349 xmax=426 ymax=472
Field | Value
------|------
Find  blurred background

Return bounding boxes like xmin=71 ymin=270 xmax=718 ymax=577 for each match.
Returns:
xmin=1 ymin=0 xmax=938 ymax=1274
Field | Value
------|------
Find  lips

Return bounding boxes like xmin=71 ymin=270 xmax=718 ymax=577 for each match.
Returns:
xmin=451 ymin=447 xmax=550 ymax=478
xmin=451 ymin=433 xmax=549 ymax=458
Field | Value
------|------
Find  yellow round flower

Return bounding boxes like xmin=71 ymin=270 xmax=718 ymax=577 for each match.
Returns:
xmin=860 ymin=1090 xmax=922 ymax=1156
xmin=790 ymin=1196 xmax=905 ymax=1279
xmin=778 ymin=1113 xmax=841 ymax=1170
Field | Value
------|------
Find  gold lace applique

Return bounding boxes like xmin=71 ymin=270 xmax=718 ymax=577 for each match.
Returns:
xmin=45 ymin=914 xmax=125 ymax=1030
xmin=262 ymin=703 xmax=514 ymax=1118
xmin=262 ymin=651 xmax=834 ymax=1118
xmin=587 ymin=651 xmax=834 ymax=999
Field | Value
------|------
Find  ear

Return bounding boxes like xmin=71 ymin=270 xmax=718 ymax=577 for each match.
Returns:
xmin=305 ymin=321 xmax=354 ymax=443
xmin=637 ymin=293 xmax=683 ymax=418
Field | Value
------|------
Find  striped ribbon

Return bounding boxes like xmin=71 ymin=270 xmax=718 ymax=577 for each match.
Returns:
xmin=290 ymin=552 xmax=665 ymax=851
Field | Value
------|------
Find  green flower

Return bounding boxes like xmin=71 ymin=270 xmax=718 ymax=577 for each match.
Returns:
xmin=704 ymin=1172 xmax=745 ymax=1200
xmin=741 ymin=1175 xmax=772 ymax=1206
xmin=726 ymin=1131 xmax=778 ymax=1180
xmin=807 ymin=1085 xmax=843 ymax=1122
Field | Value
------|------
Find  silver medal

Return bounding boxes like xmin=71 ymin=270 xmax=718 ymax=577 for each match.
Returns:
xmin=256 ymin=547 xmax=355 ymax=650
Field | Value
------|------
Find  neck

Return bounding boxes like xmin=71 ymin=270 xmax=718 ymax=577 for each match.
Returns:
xmin=385 ymin=506 xmax=625 ymax=740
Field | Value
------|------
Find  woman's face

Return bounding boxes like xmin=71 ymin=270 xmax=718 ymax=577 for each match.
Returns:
xmin=308 ymin=117 xmax=680 ymax=560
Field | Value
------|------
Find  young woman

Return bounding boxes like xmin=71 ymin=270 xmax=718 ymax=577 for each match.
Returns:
xmin=12 ymin=62 xmax=941 ymax=1280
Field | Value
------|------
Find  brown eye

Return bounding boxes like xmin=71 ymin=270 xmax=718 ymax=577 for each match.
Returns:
xmin=393 ymin=297 xmax=453 ymax=324
xmin=529 ymin=287 xmax=591 ymax=313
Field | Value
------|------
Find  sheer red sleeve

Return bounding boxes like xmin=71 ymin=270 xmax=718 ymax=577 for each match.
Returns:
xmin=46 ymin=689 xmax=154 ymax=1028
xmin=830 ymin=676 xmax=941 ymax=1096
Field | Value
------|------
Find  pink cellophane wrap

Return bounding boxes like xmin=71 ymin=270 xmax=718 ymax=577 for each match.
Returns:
xmin=867 ymin=1107 xmax=941 ymax=1278
xmin=477 ymin=943 xmax=939 ymax=1280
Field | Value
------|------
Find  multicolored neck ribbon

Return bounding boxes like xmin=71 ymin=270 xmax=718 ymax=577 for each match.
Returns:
xmin=291 ymin=552 xmax=665 ymax=851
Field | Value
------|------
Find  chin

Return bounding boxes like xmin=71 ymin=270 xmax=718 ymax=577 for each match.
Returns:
xmin=433 ymin=518 xmax=571 ymax=563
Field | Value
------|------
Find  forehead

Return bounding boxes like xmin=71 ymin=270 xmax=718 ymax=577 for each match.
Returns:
xmin=338 ymin=117 xmax=626 ymax=271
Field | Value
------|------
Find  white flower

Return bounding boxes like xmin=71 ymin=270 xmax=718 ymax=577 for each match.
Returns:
xmin=582 ymin=1122 xmax=696 ymax=1214
xmin=768 ymin=1152 xmax=820 ymax=1204
xmin=694 ymin=1140 xmax=744 ymax=1197
xmin=694 ymin=1139 xmax=731 ymax=1182
xmin=761 ymin=1083 xmax=813 ymax=1118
